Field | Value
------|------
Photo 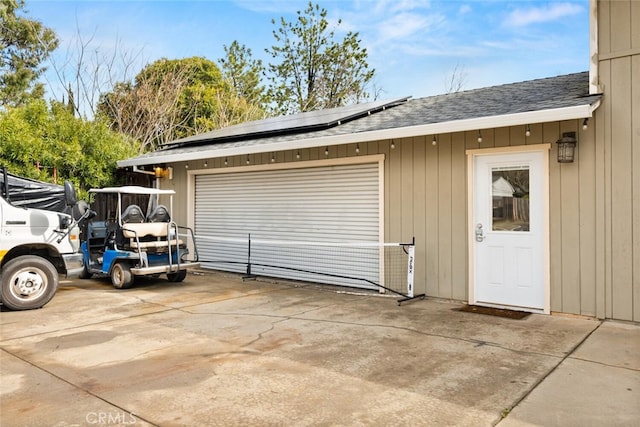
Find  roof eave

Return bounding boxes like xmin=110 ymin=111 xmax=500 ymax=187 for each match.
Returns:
xmin=118 ymin=101 xmax=601 ymax=168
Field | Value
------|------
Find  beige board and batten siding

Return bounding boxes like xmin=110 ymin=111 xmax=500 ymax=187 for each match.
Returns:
xmin=165 ymin=120 xmax=601 ymax=318
xmin=596 ymin=0 xmax=640 ymax=321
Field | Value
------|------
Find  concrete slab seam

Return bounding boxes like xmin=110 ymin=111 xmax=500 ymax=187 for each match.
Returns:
xmin=0 ymin=347 xmax=160 ymax=427
xmin=495 ymin=319 xmax=604 ymax=426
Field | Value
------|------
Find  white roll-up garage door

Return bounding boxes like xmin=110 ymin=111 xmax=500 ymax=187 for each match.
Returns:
xmin=193 ymin=161 xmax=381 ymax=289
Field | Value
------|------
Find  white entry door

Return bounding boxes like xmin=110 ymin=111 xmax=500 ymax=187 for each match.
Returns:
xmin=471 ymin=149 xmax=549 ymax=313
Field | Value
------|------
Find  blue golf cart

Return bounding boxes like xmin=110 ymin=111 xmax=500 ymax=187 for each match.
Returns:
xmin=80 ymin=186 xmax=199 ymax=288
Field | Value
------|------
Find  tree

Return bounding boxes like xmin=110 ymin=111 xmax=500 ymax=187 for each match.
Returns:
xmin=48 ymin=31 xmax=147 ymax=119
xmin=445 ymin=63 xmax=468 ymax=94
xmin=219 ymin=40 xmax=267 ymax=109
xmin=265 ymin=2 xmax=374 ymax=114
xmin=98 ymin=57 xmax=265 ymax=152
xmin=0 ymin=99 xmax=139 ymax=197
xmin=0 ymin=0 xmax=58 ymax=108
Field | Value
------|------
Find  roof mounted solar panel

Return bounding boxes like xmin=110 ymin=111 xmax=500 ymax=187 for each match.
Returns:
xmin=161 ymin=97 xmax=409 ymax=150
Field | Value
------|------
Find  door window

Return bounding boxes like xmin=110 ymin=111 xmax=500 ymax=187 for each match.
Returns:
xmin=491 ymin=166 xmax=529 ymax=232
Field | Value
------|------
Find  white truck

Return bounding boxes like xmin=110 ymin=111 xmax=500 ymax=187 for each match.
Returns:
xmin=0 ymin=169 xmax=86 ymax=310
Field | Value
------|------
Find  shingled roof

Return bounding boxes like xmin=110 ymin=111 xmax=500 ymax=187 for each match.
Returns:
xmin=119 ymin=72 xmax=601 ymax=167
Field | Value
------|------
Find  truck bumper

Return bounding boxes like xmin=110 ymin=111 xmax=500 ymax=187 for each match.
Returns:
xmin=62 ymin=253 xmax=86 ymax=278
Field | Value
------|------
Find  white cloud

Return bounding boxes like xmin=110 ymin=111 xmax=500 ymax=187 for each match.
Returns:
xmin=505 ymin=2 xmax=584 ymax=27
xmin=368 ymin=0 xmax=432 ymax=14
xmin=458 ymin=4 xmax=472 ymax=15
xmin=378 ymin=12 xmax=440 ymax=40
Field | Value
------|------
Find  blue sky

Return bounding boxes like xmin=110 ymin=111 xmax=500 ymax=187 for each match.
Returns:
xmin=25 ymin=0 xmax=590 ymax=107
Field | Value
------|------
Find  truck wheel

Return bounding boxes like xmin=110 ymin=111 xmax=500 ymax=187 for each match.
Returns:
xmin=0 ymin=255 xmax=58 ymax=310
xmin=167 ymin=270 xmax=187 ymax=282
xmin=111 ymin=262 xmax=133 ymax=289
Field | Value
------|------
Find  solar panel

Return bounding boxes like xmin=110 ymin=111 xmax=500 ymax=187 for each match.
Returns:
xmin=162 ymin=97 xmax=409 ymax=149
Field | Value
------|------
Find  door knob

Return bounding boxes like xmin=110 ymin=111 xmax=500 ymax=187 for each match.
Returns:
xmin=475 ymin=223 xmax=485 ymax=242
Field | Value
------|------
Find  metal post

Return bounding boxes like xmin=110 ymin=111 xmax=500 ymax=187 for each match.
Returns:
xmin=406 ymin=244 xmax=415 ymax=298
xmin=397 ymin=237 xmax=425 ymax=305
xmin=243 ymin=233 xmax=256 ymax=281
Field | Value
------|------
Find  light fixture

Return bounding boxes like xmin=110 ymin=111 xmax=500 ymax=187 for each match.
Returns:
xmin=525 ymin=125 xmax=531 ymax=137
xmin=432 ymin=135 xmax=437 ymax=146
xmin=154 ymin=166 xmax=173 ymax=180
xmin=391 ymin=140 xmax=395 ymax=149
xmin=477 ymin=130 xmax=483 ymax=143
xmin=356 ymin=144 xmax=360 ymax=154
xmin=582 ymin=118 xmax=589 ymax=130
xmin=271 ymin=153 xmax=275 ymax=162
xmin=246 ymin=156 xmax=250 ymax=165
xmin=185 ymin=163 xmax=189 ymax=169
xmin=296 ymin=151 xmax=301 ymax=160
xmin=325 ymin=147 xmax=329 ymax=156
xmin=224 ymin=158 xmax=228 ymax=166
xmin=203 ymin=160 xmax=208 ymax=167
xmin=556 ymin=131 xmax=577 ymax=163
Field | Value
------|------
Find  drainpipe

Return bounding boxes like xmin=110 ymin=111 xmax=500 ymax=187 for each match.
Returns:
xmin=589 ymin=0 xmax=600 ymax=94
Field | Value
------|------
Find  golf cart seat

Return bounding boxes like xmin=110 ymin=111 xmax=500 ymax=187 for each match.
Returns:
xmin=121 ymin=204 xmax=145 ymax=224
xmin=147 ymin=204 xmax=170 ymax=222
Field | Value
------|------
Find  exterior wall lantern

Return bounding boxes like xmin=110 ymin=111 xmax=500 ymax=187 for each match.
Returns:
xmin=154 ymin=165 xmax=173 ymax=179
xmin=556 ymin=132 xmax=577 ymax=163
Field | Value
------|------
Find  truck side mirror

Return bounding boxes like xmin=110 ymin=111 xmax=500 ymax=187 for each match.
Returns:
xmin=64 ymin=181 xmax=77 ymax=207
xmin=73 ymin=200 xmax=96 ymax=221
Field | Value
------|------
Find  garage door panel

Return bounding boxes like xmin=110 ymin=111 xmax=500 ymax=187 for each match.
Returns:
xmin=194 ymin=162 xmax=380 ymax=288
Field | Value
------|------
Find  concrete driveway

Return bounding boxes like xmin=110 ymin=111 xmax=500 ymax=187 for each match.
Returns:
xmin=0 ymin=272 xmax=635 ymax=426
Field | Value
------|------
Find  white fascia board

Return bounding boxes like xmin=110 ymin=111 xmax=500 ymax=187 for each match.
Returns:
xmin=118 ymin=102 xmax=600 ymax=167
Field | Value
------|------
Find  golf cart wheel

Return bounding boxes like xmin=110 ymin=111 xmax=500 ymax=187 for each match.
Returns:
xmin=167 ymin=270 xmax=187 ymax=282
xmin=0 ymin=255 xmax=58 ymax=310
xmin=111 ymin=262 xmax=134 ymax=289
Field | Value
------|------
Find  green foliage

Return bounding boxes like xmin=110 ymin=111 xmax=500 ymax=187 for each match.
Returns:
xmin=265 ymin=2 xmax=375 ymax=114
xmin=0 ymin=0 xmax=59 ymax=108
xmin=219 ymin=41 xmax=267 ymax=109
xmin=0 ymin=99 xmax=139 ymax=198
xmin=98 ymin=56 xmax=266 ymax=152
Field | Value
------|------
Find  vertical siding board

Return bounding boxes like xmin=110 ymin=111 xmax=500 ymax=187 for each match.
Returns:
xmin=600 ymin=61 xmax=614 ymax=319
xmin=559 ymin=121 xmax=582 ymax=315
xmin=425 ymin=135 xmax=440 ymax=296
xmin=494 ymin=127 xmax=510 ymax=147
xmin=413 ymin=137 xmax=428 ymax=295
xmin=388 ymin=139 xmax=403 ymax=242
xmin=172 ymin=164 xmax=187 ymax=225
xmin=632 ymin=54 xmax=640 ymax=322
xmin=437 ymin=134 xmax=453 ymax=297
xmin=546 ymin=122 xmax=563 ymax=312
xmin=599 ymin=0 xmax=611 ymax=55
xmin=578 ymin=122 xmax=598 ymax=317
xmin=337 ymin=145 xmax=347 ymax=158
xmin=610 ymin=0 xmax=631 ymax=51
xmin=527 ymin=123 xmax=544 ymax=146
xmin=384 ymin=145 xmax=391 ymax=243
xmin=401 ymin=138 xmax=415 ymax=242
xmin=450 ymin=132 xmax=467 ymax=300
xmin=480 ymin=129 xmax=495 ymax=149
xmin=633 ymin=0 xmax=640 ymax=48
xmin=594 ymin=107 xmax=607 ymax=319
xmin=611 ymin=57 xmax=634 ymax=320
